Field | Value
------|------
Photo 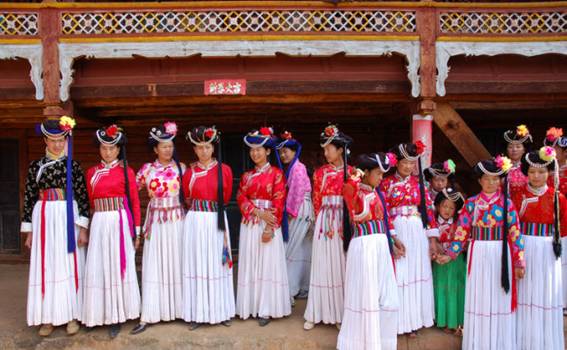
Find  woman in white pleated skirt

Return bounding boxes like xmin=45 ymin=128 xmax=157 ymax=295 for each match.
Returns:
xmin=276 ymin=132 xmax=314 ymax=302
xmin=236 ymin=127 xmax=291 ymax=326
xmin=182 ymin=126 xmax=235 ymax=329
xmin=304 ymin=124 xmax=352 ymax=330
xmin=512 ymin=148 xmax=566 ymax=350
xmin=21 ymin=117 xmax=90 ymax=337
xmin=83 ymin=125 xmax=142 ymax=338
xmin=131 ymin=122 xmax=186 ymax=334
xmin=338 ymin=153 xmax=402 ymax=350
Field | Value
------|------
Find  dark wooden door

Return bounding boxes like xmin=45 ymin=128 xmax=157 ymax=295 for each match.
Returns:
xmin=0 ymin=139 xmax=20 ymax=254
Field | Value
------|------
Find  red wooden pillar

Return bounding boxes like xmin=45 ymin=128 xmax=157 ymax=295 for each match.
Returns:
xmin=413 ymin=5 xmax=438 ymax=168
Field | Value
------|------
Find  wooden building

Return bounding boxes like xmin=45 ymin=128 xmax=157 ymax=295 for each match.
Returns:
xmin=0 ymin=0 xmax=565 ymax=260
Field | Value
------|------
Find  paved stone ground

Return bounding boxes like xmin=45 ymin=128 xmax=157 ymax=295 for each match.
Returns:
xmin=0 ymin=263 xmax=559 ymax=350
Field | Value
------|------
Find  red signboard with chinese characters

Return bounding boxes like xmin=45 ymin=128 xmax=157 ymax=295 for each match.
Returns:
xmin=204 ymin=79 xmax=246 ymax=95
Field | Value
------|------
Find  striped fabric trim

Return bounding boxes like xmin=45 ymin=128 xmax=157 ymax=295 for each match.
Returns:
xmin=187 ymin=199 xmax=218 ymax=212
xmin=93 ymin=197 xmax=124 ymax=212
xmin=353 ymin=220 xmax=387 ymax=237
xmin=472 ymin=226 xmax=503 ymax=241
xmin=150 ymin=196 xmax=182 ymax=209
xmin=252 ymin=199 xmax=272 ymax=210
xmin=321 ymin=195 xmax=343 ymax=208
xmin=39 ymin=188 xmax=65 ymax=201
xmin=389 ymin=205 xmax=420 ymax=218
xmin=520 ymin=222 xmax=554 ymax=237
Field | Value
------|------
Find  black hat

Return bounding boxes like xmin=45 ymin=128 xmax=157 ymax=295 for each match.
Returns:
xmin=390 ymin=141 xmax=426 ymax=162
xmin=424 ymin=159 xmax=456 ymax=182
xmin=320 ymin=124 xmax=352 ymax=149
xmin=187 ymin=125 xmax=220 ymax=145
xmin=503 ymin=124 xmax=533 ymax=145
xmin=95 ymin=124 xmax=126 ymax=146
xmin=473 ymin=156 xmax=512 ymax=179
xmin=520 ymin=146 xmax=557 ymax=176
xmin=149 ymin=121 xmax=178 ymax=147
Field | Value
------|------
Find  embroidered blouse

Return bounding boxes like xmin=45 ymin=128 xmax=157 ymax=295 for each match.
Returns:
xmin=182 ymin=160 xmax=233 ymax=204
xmin=447 ymin=191 xmax=525 ymax=268
xmin=312 ymin=164 xmax=352 ymax=216
xmin=21 ymin=156 xmax=90 ymax=232
xmin=86 ymin=161 xmax=142 ymax=233
xmin=508 ymin=164 xmax=528 ymax=197
xmin=236 ymin=163 xmax=286 ymax=227
xmin=437 ymin=216 xmax=461 ymax=251
xmin=136 ymin=160 xmax=186 ymax=199
xmin=547 ymin=164 xmax=567 ymax=196
xmin=285 ymin=161 xmax=312 ymax=218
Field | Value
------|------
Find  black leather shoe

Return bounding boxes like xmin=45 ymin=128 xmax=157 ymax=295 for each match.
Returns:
xmin=258 ymin=318 xmax=271 ymax=327
xmin=189 ymin=322 xmax=202 ymax=331
xmin=109 ymin=324 xmax=121 ymax=339
xmin=130 ymin=323 xmax=147 ymax=335
xmin=221 ymin=320 xmax=232 ymax=327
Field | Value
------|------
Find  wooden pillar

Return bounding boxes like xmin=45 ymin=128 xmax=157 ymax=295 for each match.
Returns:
xmin=39 ymin=7 xmax=67 ymax=118
xmin=412 ymin=6 xmax=437 ymax=168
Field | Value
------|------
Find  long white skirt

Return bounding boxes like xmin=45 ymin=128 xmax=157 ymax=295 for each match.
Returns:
xmin=517 ymin=235 xmax=564 ymax=350
xmin=236 ymin=221 xmax=291 ymax=319
xmin=285 ymin=197 xmax=313 ymax=297
xmin=82 ymin=210 xmax=141 ymax=326
xmin=27 ymin=200 xmax=85 ymax=326
xmin=304 ymin=205 xmax=345 ymax=325
xmin=463 ymin=240 xmax=516 ymax=350
xmin=140 ymin=219 xmax=184 ymax=323
xmin=337 ymin=234 xmax=398 ymax=350
xmin=393 ymin=215 xmax=434 ymax=334
xmin=183 ymin=211 xmax=235 ymax=323
xmin=561 ymin=236 xmax=567 ymax=306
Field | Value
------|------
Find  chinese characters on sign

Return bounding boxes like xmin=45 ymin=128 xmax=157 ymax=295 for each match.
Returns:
xmin=204 ymin=79 xmax=247 ymax=95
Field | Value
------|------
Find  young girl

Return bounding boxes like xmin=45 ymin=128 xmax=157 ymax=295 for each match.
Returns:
xmin=379 ymin=141 xmax=438 ymax=336
xmin=304 ymin=124 xmax=352 ymax=331
xmin=83 ymin=125 xmax=141 ymax=338
xmin=236 ymin=127 xmax=290 ymax=326
xmin=512 ymin=146 xmax=566 ymax=350
xmin=131 ymin=122 xmax=185 ymax=334
xmin=431 ymin=188 xmax=466 ymax=335
xmin=182 ymin=126 xmax=235 ymax=329
xmin=437 ymin=156 xmax=525 ymax=350
xmin=424 ymin=159 xmax=456 ymax=201
xmin=22 ymin=117 xmax=88 ymax=336
xmin=504 ymin=124 xmax=532 ymax=196
xmin=276 ymin=131 xmax=313 ymax=304
xmin=338 ymin=153 xmax=403 ymax=350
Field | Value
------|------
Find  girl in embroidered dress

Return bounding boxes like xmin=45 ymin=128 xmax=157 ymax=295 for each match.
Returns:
xmin=337 ymin=153 xmax=404 ymax=350
xmin=276 ymin=131 xmax=314 ymax=305
xmin=22 ymin=117 xmax=88 ymax=337
xmin=437 ymin=156 xmax=525 ymax=350
xmin=504 ymin=125 xmax=533 ymax=196
xmin=431 ymin=188 xmax=466 ymax=335
xmin=83 ymin=125 xmax=141 ymax=338
xmin=512 ymin=147 xmax=566 ymax=350
xmin=303 ymin=124 xmax=353 ymax=331
xmin=130 ymin=122 xmax=186 ymax=334
xmin=236 ymin=127 xmax=290 ymax=326
xmin=424 ymin=159 xmax=456 ymax=201
xmin=182 ymin=126 xmax=235 ymax=330
xmin=379 ymin=141 xmax=439 ymax=336
xmin=544 ymin=127 xmax=567 ymax=312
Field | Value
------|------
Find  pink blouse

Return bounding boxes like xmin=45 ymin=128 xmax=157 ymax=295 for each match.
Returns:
xmin=285 ymin=161 xmax=312 ymax=218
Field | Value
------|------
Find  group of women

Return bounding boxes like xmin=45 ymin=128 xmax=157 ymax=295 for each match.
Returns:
xmin=21 ymin=116 xmax=567 ymax=350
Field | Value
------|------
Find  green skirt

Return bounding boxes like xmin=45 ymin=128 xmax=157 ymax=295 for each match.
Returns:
xmin=433 ymin=254 xmax=466 ymax=329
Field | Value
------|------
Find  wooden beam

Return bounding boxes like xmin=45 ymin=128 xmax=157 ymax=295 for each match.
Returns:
xmin=432 ymin=102 xmax=491 ymax=166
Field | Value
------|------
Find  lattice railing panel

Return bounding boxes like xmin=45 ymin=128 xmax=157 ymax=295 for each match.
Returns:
xmin=0 ymin=12 xmax=38 ymax=36
xmin=440 ymin=11 xmax=566 ymax=34
xmin=61 ymin=10 xmax=417 ymax=35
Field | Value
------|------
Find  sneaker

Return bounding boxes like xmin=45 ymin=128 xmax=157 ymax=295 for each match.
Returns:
xmin=303 ymin=321 xmax=314 ymax=330
xmin=38 ymin=324 xmax=54 ymax=337
xmin=221 ymin=320 xmax=232 ymax=327
xmin=189 ymin=322 xmax=202 ymax=331
xmin=258 ymin=318 xmax=271 ymax=327
xmin=109 ymin=324 xmax=121 ymax=339
xmin=130 ymin=323 xmax=147 ymax=335
xmin=66 ymin=320 xmax=80 ymax=335
xmin=296 ymin=290 xmax=309 ymax=299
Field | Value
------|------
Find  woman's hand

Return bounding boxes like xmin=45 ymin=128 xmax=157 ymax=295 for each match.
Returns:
xmin=393 ymin=237 xmax=406 ymax=259
xmin=134 ymin=237 xmax=141 ymax=250
xmin=429 ymin=237 xmax=442 ymax=260
xmin=24 ymin=232 xmax=32 ymax=250
xmin=435 ymin=254 xmax=452 ymax=265
xmin=254 ymin=208 xmax=277 ymax=226
xmin=78 ymin=228 xmax=89 ymax=247
xmin=261 ymin=225 xmax=274 ymax=243
xmin=515 ymin=267 xmax=525 ymax=280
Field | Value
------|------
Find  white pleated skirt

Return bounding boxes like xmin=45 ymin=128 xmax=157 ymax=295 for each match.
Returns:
xmin=517 ymin=235 xmax=564 ymax=350
xmin=561 ymin=236 xmax=567 ymax=307
xmin=392 ymin=215 xmax=434 ymax=334
xmin=463 ymin=240 xmax=516 ymax=350
xmin=182 ymin=211 xmax=235 ymax=323
xmin=140 ymin=218 xmax=184 ymax=323
xmin=27 ymin=200 xmax=85 ymax=326
xmin=304 ymin=203 xmax=345 ymax=325
xmin=337 ymin=234 xmax=398 ymax=350
xmin=236 ymin=221 xmax=291 ymax=319
xmin=82 ymin=210 xmax=141 ymax=327
xmin=285 ymin=197 xmax=313 ymax=297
